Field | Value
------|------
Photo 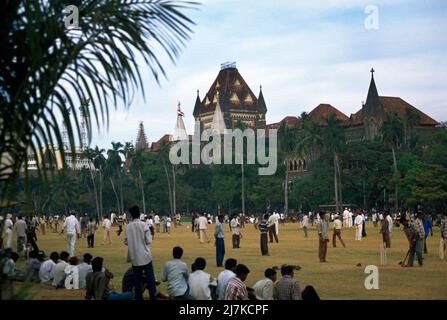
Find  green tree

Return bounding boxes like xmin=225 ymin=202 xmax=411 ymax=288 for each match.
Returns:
xmin=0 ymin=0 xmax=197 ymax=192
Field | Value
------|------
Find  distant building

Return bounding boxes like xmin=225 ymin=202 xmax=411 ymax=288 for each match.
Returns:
xmin=193 ymin=62 xmax=267 ymax=131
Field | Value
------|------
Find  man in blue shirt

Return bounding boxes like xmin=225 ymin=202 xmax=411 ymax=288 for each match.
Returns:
xmin=423 ymin=214 xmax=432 ymax=254
xmin=215 ymin=215 xmax=225 ymax=267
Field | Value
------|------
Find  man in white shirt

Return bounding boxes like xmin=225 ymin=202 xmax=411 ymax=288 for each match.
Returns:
xmin=52 ymin=251 xmax=69 ymax=287
xmin=252 ymin=268 xmax=277 ymax=300
xmin=267 ymin=213 xmax=279 ymax=243
xmin=63 ymin=213 xmax=80 ymax=256
xmin=343 ymin=208 xmax=349 ymax=228
xmin=188 ymin=257 xmax=215 ymax=300
xmin=161 ymin=246 xmax=189 ymax=299
xmin=354 ymin=212 xmax=364 ymax=241
xmin=39 ymin=251 xmax=60 ymax=284
xmin=348 ymin=209 xmax=353 ymax=228
xmin=3 ymin=214 xmax=13 ymax=248
xmin=102 ymin=214 xmax=112 ymax=245
xmin=198 ymin=213 xmax=210 ymax=244
xmin=217 ymin=258 xmax=237 ymax=300
xmin=301 ymin=214 xmax=309 ymax=238
xmin=124 ymin=205 xmax=157 ymax=300
xmin=274 ymin=212 xmax=280 ymax=235
xmin=154 ymin=214 xmax=160 ymax=233
xmin=387 ymin=212 xmax=393 ymax=235
xmin=230 ymin=215 xmax=241 ymax=249
xmin=78 ymin=253 xmax=93 ymax=289
xmin=110 ymin=212 xmax=116 ymax=225
xmin=332 ymin=215 xmax=346 ymax=248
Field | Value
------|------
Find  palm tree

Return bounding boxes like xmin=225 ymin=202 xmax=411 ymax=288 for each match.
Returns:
xmin=106 ymin=142 xmax=124 ymax=214
xmin=381 ymin=116 xmax=404 ymax=211
xmin=403 ymin=107 xmax=420 ymax=148
xmin=82 ymin=147 xmax=100 ymax=219
xmin=129 ymin=149 xmax=147 ymax=213
xmin=0 ymin=1 xmax=197 ymax=192
xmin=92 ymin=146 xmax=106 ymax=219
xmin=159 ymin=140 xmax=174 ymax=215
xmin=278 ymin=122 xmax=297 ymax=216
xmin=321 ymin=113 xmax=345 ymax=215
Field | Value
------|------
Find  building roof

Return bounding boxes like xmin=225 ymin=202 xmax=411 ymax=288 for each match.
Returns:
xmin=350 ymin=96 xmax=439 ymax=126
xmin=150 ymin=134 xmax=172 ymax=152
xmin=308 ymin=103 xmax=349 ymax=125
xmin=193 ymin=66 xmax=266 ymax=117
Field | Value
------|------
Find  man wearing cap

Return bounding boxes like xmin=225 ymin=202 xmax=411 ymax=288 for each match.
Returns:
xmin=317 ymin=211 xmax=329 ymax=262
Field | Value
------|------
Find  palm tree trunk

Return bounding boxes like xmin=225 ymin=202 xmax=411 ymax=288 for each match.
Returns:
xmin=89 ymin=166 xmax=100 ymax=220
xmin=391 ymin=146 xmax=398 ymax=211
xmin=241 ymin=163 xmax=245 ymax=216
xmin=334 ymin=153 xmax=339 ymax=215
xmin=109 ymin=177 xmax=121 ymax=214
xmin=336 ymin=155 xmax=343 ymax=212
xmin=99 ymin=167 xmax=103 ymax=219
xmin=139 ymin=170 xmax=146 ymax=213
xmin=284 ymin=169 xmax=289 ymax=215
xmin=164 ymin=164 xmax=173 ymax=215
xmin=172 ymin=165 xmax=176 ymax=215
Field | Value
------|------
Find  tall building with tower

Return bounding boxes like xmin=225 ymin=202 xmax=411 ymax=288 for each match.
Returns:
xmin=193 ymin=62 xmax=267 ymax=132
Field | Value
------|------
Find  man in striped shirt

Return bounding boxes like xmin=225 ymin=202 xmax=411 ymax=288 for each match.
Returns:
xmin=258 ymin=214 xmax=269 ymax=256
xmin=401 ymin=213 xmax=425 ymax=267
xmin=224 ymin=264 xmax=250 ymax=300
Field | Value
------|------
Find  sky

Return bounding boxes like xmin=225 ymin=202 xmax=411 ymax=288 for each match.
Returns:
xmin=89 ymin=0 xmax=447 ymax=149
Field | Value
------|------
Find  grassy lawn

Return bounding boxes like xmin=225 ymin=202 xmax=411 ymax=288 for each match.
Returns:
xmin=13 ymin=221 xmax=447 ymax=300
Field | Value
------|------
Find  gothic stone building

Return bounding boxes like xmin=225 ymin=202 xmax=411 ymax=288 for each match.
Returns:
xmin=193 ymin=62 xmax=267 ymax=132
xmin=272 ymin=69 xmax=440 ymax=175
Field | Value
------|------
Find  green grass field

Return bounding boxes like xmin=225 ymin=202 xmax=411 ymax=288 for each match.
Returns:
xmin=13 ymin=221 xmax=447 ymax=300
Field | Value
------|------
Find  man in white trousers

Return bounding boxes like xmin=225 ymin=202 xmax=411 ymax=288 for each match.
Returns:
xmin=3 ymin=214 xmax=14 ymax=248
xmin=343 ymin=208 xmax=349 ymax=228
xmin=354 ymin=212 xmax=364 ymax=241
xmin=63 ymin=212 xmax=81 ymax=256
xmin=348 ymin=209 xmax=353 ymax=228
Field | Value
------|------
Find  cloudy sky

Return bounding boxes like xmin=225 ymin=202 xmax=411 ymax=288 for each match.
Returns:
xmin=90 ymin=0 xmax=447 ymax=149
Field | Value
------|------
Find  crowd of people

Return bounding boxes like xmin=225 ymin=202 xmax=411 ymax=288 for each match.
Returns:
xmin=1 ymin=205 xmax=446 ymax=300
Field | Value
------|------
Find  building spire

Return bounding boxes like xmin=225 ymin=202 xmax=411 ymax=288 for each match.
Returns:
xmin=365 ymin=67 xmax=380 ymax=108
xmin=172 ymin=102 xmax=188 ymax=141
xmin=135 ymin=121 xmax=148 ymax=150
xmin=211 ymin=90 xmax=226 ymax=134
xmin=193 ymin=89 xmax=201 ymax=118
xmin=257 ymin=84 xmax=267 ymax=113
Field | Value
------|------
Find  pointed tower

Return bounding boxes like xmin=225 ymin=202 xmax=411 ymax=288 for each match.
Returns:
xmin=257 ymin=85 xmax=267 ymax=127
xmin=211 ymin=91 xmax=227 ymax=134
xmin=193 ymin=90 xmax=201 ymax=118
xmin=135 ymin=122 xmax=148 ymax=150
xmin=172 ymin=102 xmax=188 ymax=141
xmin=362 ymin=68 xmax=385 ymax=140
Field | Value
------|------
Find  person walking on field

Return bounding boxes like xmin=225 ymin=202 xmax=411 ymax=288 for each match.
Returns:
xmin=124 ymin=205 xmax=157 ymax=300
xmin=267 ymin=213 xmax=279 ymax=243
xmin=102 ymin=214 xmax=112 ymax=245
xmin=301 ymin=214 xmax=309 ymax=238
xmin=381 ymin=211 xmax=391 ymax=248
xmin=15 ymin=216 xmax=27 ymax=257
xmin=332 ymin=215 xmax=346 ymax=248
xmin=4 ymin=214 xmax=14 ymax=249
xmin=259 ymin=214 xmax=269 ymax=256
xmin=354 ymin=211 xmax=364 ymax=241
xmin=317 ymin=212 xmax=329 ymax=262
xmin=423 ymin=214 xmax=432 ymax=254
xmin=198 ymin=213 xmax=210 ymax=244
xmin=87 ymin=218 xmax=97 ymax=248
xmin=214 ymin=215 xmax=226 ymax=267
xmin=230 ymin=214 xmax=241 ymax=249
xmin=63 ymin=212 xmax=80 ymax=256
